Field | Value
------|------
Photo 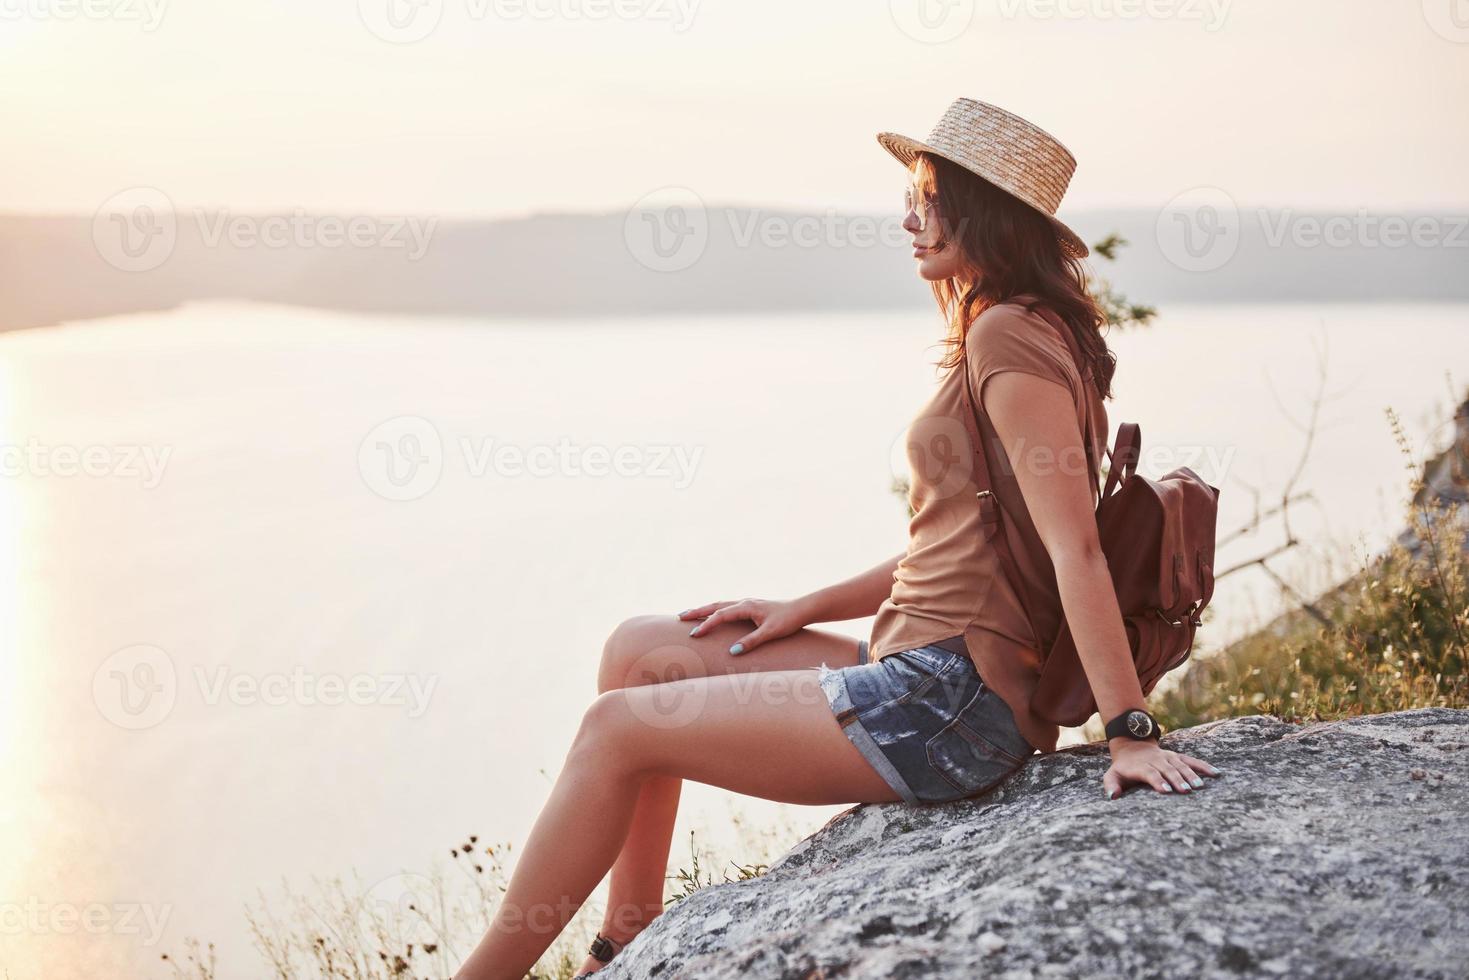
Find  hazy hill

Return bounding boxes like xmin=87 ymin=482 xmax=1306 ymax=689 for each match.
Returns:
xmin=2 ymin=206 xmax=1465 ymax=331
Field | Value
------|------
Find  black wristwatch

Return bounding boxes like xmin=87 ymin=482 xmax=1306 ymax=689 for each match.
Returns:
xmin=1105 ymin=708 xmax=1162 ymax=742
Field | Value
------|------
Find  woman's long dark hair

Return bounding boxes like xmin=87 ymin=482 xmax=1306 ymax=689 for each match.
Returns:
xmin=915 ymin=151 xmax=1116 ymax=400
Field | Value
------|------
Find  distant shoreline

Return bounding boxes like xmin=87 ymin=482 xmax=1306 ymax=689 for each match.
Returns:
xmin=4 ymin=208 xmax=1466 ymax=333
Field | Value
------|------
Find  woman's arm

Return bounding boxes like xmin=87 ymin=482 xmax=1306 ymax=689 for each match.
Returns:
xmin=677 ymin=550 xmax=904 ymax=654
xmin=981 ymin=370 xmax=1220 ymax=797
xmin=792 ymin=550 xmax=906 ymax=625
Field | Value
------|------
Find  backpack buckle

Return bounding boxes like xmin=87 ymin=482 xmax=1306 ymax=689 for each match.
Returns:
xmin=1154 ymin=606 xmax=1186 ymax=628
xmin=1156 ymin=600 xmax=1203 ymax=628
xmin=975 ymin=490 xmax=1001 ymax=534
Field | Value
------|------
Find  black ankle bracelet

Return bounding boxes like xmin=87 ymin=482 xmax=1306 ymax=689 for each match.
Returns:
xmin=588 ymin=931 xmax=626 ymax=963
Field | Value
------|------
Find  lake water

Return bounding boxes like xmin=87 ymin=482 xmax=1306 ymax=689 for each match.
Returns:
xmin=3 ymin=301 xmax=1466 ymax=978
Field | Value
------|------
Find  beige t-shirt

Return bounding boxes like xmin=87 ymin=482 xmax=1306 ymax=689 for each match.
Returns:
xmin=868 ymin=295 xmax=1109 ymax=753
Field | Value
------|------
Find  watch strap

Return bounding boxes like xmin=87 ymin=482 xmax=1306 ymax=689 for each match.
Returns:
xmin=1105 ymin=709 xmax=1161 ymax=741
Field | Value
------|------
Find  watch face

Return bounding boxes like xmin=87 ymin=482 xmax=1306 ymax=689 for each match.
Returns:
xmin=1126 ymin=711 xmax=1154 ymax=738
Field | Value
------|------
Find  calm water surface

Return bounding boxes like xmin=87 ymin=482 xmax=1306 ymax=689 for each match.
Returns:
xmin=2 ymin=301 xmax=1465 ymax=977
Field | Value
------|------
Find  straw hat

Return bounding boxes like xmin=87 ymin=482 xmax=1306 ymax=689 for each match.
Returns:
xmin=877 ymin=97 xmax=1089 ymax=259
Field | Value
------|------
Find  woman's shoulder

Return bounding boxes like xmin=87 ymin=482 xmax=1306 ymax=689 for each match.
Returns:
xmin=965 ymin=296 xmax=1065 ymax=355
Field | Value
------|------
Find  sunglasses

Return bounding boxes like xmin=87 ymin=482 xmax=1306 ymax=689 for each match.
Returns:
xmin=904 ymin=179 xmax=941 ymax=232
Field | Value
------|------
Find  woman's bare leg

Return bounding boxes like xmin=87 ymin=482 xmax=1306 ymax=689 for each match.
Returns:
xmin=453 ymin=633 xmax=893 ymax=980
xmin=584 ymin=616 xmax=866 ymax=968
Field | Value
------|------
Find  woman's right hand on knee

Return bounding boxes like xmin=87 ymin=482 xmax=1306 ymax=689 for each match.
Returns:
xmin=677 ymin=599 xmax=807 ymax=656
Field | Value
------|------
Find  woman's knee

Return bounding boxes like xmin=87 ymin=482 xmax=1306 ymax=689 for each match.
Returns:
xmin=598 ymin=613 xmax=704 ymax=694
xmin=567 ymin=690 xmax=652 ymax=777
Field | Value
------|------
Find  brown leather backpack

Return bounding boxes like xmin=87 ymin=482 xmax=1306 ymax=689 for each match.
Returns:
xmin=956 ymin=302 xmax=1221 ymax=728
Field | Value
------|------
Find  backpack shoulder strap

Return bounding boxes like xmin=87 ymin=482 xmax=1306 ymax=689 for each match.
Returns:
xmin=956 ymin=347 xmax=1048 ymax=656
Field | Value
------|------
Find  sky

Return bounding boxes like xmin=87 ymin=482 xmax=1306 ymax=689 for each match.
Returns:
xmin=1 ymin=0 xmax=1466 ymax=217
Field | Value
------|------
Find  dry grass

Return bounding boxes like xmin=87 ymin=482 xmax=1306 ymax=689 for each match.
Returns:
xmin=1152 ymin=406 xmax=1468 ymax=730
xmin=162 ymin=805 xmax=807 ymax=979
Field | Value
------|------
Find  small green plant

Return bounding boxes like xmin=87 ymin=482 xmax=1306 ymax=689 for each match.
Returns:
xmin=664 ymin=830 xmax=769 ymax=907
xmin=1089 ymin=234 xmax=1157 ymax=329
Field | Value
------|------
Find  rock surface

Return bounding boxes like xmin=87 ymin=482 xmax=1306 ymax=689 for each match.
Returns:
xmin=601 ymin=708 xmax=1469 ymax=979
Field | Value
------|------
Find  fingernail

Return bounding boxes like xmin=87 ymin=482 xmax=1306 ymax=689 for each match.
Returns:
xmin=1191 ymin=778 xmax=1204 ymax=788
xmin=729 ymin=643 xmax=744 ymax=655
xmin=677 ymin=608 xmax=691 ymax=617
xmin=1161 ymin=784 xmax=1172 ymax=793
xmin=689 ymin=627 xmax=699 ymax=636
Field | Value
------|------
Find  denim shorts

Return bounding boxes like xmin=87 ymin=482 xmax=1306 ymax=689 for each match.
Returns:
xmin=817 ymin=636 xmax=1036 ymax=805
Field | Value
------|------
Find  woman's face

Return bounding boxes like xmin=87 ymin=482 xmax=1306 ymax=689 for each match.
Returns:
xmin=902 ymin=167 xmax=965 ymax=281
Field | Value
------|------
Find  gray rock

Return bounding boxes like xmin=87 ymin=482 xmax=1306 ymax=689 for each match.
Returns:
xmin=601 ymin=708 xmax=1469 ymax=980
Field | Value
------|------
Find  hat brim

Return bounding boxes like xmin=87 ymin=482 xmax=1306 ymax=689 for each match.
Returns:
xmin=877 ymin=131 xmax=1089 ymax=260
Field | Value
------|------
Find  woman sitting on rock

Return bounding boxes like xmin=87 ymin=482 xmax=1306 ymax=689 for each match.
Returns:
xmin=454 ymin=97 xmax=1221 ymax=980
